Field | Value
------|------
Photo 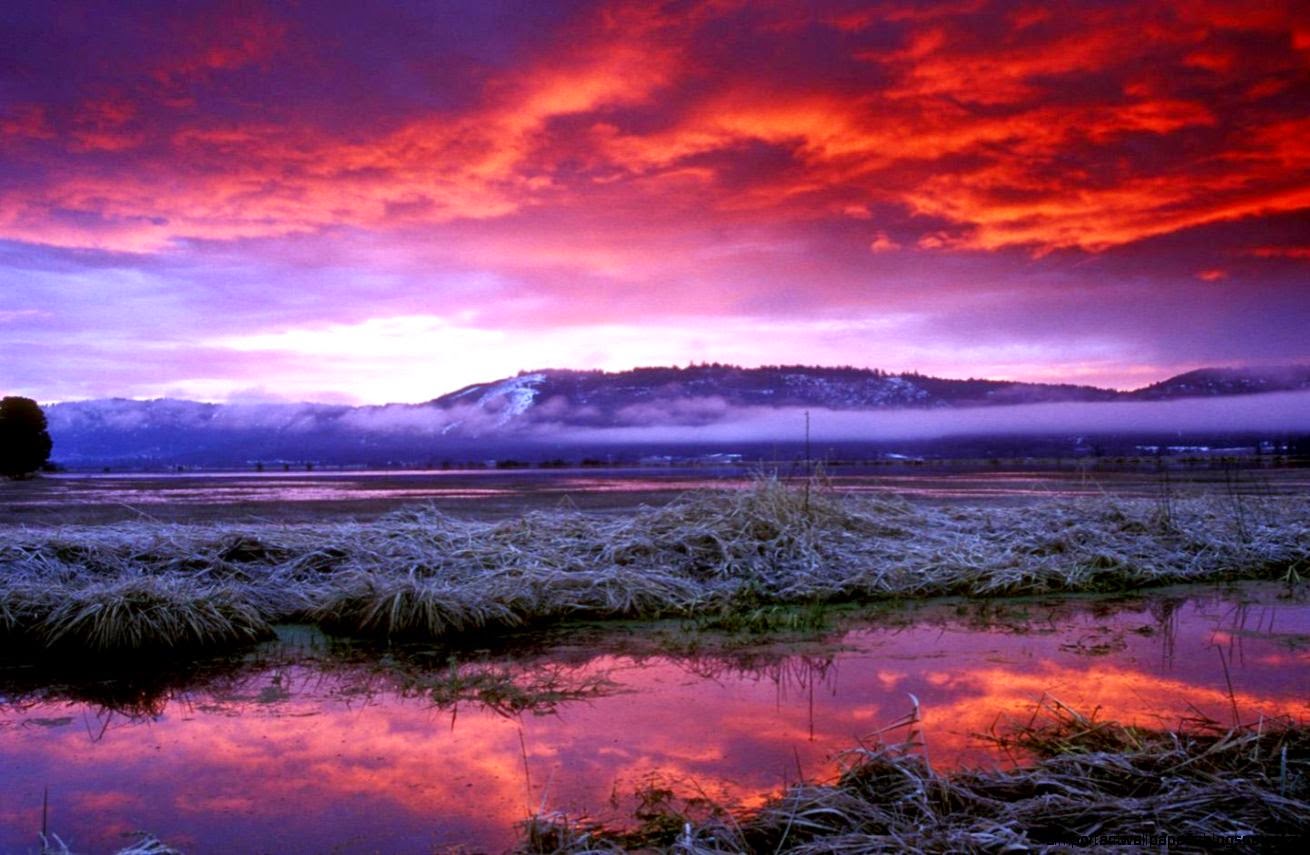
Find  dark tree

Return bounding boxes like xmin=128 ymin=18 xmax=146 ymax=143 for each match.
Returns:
xmin=0 ymin=396 xmax=53 ymax=479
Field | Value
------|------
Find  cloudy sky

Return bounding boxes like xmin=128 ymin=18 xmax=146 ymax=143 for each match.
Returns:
xmin=2 ymin=0 xmax=1307 ymax=404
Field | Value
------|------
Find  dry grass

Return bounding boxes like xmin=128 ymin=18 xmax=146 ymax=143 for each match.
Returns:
xmin=2 ymin=478 xmax=1307 ymax=651
xmin=518 ymin=698 xmax=1309 ymax=853
xmin=41 ymin=576 xmax=272 ymax=651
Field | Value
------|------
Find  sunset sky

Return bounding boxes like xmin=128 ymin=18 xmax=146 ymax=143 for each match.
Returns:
xmin=2 ymin=0 xmax=1308 ymax=404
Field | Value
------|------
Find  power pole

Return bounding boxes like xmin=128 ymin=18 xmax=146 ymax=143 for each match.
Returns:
xmin=804 ymin=409 xmax=812 ymax=514
xmin=804 ymin=409 xmax=811 ymax=474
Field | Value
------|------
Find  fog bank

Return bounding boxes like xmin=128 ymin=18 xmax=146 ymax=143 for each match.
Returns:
xmin=526 ymin=390 xmax=1310 ymax=445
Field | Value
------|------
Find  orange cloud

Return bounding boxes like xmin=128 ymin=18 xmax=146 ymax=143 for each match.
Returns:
xmin=0 ymin=2 xmax=689 ymax=252
xmin=870 ymin=231 xmax=900 ymax=252
xmin=0 ymin=0 xmax=1306 ymax=260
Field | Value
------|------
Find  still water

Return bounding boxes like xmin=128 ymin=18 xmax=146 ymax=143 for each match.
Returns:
xmin=1 ymin=584 xmax=1305 ymax=854
xmin=9 ymin=466 xmax=1310 ymax=524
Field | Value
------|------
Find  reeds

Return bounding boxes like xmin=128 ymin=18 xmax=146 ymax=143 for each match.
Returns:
xmin=518 ymin=698 xmax=1309 ymax=853
xmin=2 ymin=478 xmax=1306 ymax=652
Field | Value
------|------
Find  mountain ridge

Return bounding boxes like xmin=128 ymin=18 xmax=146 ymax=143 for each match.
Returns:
xmin=425 ymin=363 xmax=1310 ymax=419
xmin=38 ymin=363 xmax=1310 ymax=467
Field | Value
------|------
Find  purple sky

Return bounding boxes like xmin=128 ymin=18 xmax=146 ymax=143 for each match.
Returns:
xmin=2 ymin=0 xmax=1308 ymax=403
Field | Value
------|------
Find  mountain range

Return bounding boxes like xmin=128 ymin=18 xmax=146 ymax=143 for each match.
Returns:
xmin=41 ymin=364 xmax=1310 ymax=468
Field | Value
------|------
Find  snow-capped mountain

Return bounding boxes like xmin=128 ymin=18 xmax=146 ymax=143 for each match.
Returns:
xmin=39 ymin=363 xmax=1310 ymax=467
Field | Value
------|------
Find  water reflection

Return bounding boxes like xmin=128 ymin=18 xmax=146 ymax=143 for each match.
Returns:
xmin=15 ymin=467 xmax=1310 ymax=524
xmin=1 ymin=584 xmax=1306 ymax=853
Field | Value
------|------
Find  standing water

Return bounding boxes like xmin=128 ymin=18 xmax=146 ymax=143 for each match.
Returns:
xmin=1 ymin=583 xmax=1305 ymax=853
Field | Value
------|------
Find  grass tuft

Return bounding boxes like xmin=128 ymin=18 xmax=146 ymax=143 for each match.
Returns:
xmin=40 ymin=576 xmax=272 ymax=651
xmin=311 ymin=570 xmax=523 ymax=637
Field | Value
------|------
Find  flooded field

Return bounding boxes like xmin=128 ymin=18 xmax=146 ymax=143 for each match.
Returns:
xmin=5 ymin=464 xmax=1309 ymax=524
xmin=2 ymin=583 xmax=1305 ymax=854
xmin=2 ymin=469 xmax=1306 ymax=850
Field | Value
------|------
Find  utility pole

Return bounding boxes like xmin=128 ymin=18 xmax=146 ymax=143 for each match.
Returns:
xmin=804 ymin=409 xmax=812 ymax=515
xmin=804 ymin=409 xmax=811 ymax=474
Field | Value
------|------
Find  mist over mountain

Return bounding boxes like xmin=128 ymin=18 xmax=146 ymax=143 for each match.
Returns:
xmin=42 ymin=364 xmax=1310 ymax=468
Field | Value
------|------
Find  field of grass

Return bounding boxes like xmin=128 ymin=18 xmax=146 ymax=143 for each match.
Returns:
xmin=1 ymin=477 xmax=1306 ymax=654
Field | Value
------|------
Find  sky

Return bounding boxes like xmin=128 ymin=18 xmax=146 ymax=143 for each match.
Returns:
xmin=2 ymin=0 xmax=1308 ymax=405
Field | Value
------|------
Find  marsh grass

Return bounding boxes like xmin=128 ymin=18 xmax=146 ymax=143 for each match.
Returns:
xmin=517 ymin=698 xmax=1309 ymax=853
xmin=3 ymin=477 xmax=1307 ymax=652
xmin=42 ymin=576 xmax=273 ymax=651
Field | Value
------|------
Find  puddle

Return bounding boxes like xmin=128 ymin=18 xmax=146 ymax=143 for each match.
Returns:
xmin=1 ymin=583 xmax=1306 ymax=853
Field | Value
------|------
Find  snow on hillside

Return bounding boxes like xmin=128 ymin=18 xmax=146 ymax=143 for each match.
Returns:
xmin=477 ymin=373 xmax=546 ymax=426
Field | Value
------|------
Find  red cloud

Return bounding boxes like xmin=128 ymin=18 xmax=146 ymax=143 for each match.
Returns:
xmin=0 ymin=0 xmax=1306 ymax=258
xmin=0 ymin=104 xmax=54 ymax=140
xmin=1251 ymin=245 xmax=1310 ymax=259
xmin=150 ymin=5 xmax=289 ymax=84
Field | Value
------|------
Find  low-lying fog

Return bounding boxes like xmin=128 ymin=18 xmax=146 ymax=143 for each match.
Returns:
xmin=48 ymin=390 xmax=1310 ymax=453
xmin=525 ymin=390 xmax=1310 ymax=443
